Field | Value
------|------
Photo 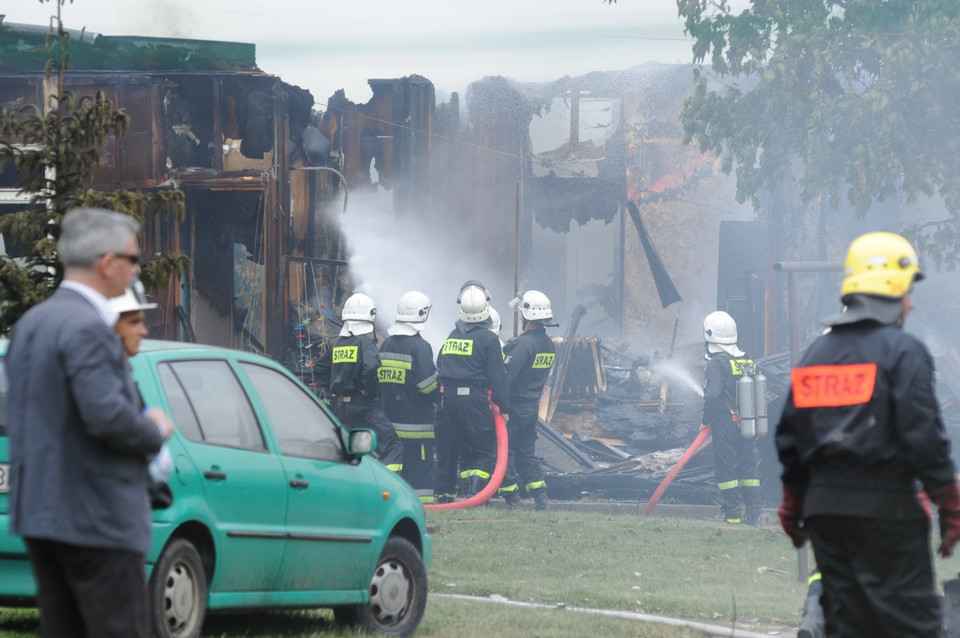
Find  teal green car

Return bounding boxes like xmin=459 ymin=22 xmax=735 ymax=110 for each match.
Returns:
xmin=0 ymin=340 xmax=432 ymax=638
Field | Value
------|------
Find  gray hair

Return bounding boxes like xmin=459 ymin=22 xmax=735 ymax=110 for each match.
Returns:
xmin=58 ymin=208 xmax=140 ymax=269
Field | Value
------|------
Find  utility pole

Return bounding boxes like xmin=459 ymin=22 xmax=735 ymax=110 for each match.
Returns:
xmin=514 ymin=181 xmax=522 ymax=338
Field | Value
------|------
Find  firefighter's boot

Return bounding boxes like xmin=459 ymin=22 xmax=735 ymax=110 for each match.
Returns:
xmin=532 ymin=488 xmax=549 ymax=511
xmin=797 ymin=575 xmax=824 ymax=638
xmin=743 ymin=484 xmax=762 ymax=526
xmin=503 ymin=491 xmax=522 ymax=509
xmin=466 ymin=476 xmax=487 ymax=498
xmin=499 ymin=481 xmax=522 ymax=509
xmin=722 ymin=503 xmax=743 ymax=524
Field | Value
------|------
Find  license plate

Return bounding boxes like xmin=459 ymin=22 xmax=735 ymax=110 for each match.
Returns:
xmin=0 ymin=462 xmax=9 ymax=494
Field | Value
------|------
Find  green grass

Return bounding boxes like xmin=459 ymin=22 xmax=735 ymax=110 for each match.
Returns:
xmin=414 ymin=596 xmax=709 ymax=638
xmin=4 ymin=507 xmax=960 ymax=637
xmin=427 ymin=508 xmax=807 ymax=632
xmin=0 ymin=602 xmax=718 ymax=638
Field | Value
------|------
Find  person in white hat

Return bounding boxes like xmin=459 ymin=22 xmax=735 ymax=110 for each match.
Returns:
xmin=108 ymin=278 xmax=158 ymax=357
xmin=108 ymin=279 xmax=174 ymax=504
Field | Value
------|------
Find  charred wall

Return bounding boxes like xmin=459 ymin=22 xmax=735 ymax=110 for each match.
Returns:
xmin=428 ymin=64 xmax=756 ymax=349
xmin=0 ymin=57 xmax=318 ymax=358
xmin=319 ymin=75 xmax=434 ymax=215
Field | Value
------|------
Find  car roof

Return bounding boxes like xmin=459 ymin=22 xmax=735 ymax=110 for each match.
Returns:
xmin=0 ymin=338 xmax=273 ymax=365
xmin=138 ymin=339 xmax=222 ymax=354
xmin=137 ymin=340 xmax=286 ymax=366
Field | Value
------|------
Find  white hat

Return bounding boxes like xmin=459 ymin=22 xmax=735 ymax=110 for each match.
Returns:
xmin=109 ymin=278 xmax=158 ymax=314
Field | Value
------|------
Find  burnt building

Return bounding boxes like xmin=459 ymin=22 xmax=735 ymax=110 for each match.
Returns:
xmin=426 ymin=65 xmax=757 ymax=351
xmin=0 ymin=17 xmax=338 ymax=361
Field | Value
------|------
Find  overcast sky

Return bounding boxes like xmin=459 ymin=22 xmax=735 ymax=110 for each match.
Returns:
xmin=6 ymin=0 xmax=720 ymax=107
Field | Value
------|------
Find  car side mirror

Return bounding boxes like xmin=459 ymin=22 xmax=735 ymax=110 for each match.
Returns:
xmin=347 ymin=429 xmax=377 ymax=456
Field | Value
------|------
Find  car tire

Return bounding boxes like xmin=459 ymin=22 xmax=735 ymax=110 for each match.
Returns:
xmin=334 ymin=536 xmax=428 ymax=637
xmin=149 ymin=538 xmax=208 ymax=638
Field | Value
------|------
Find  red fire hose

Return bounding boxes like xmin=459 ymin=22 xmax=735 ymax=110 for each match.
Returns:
xmin=642 ymin=426 xmax=711 ymax=516
xmin=424 ymin=401 xmax=508 ymax=511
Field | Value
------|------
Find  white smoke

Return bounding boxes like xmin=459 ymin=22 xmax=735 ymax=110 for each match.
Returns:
xmin=336 ymin=189 xmax=506 ymax=353
xmin=142 ymin=1 xmax=197 ymax=39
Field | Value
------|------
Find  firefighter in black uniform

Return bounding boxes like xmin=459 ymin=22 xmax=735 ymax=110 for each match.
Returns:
xmin=436 ymin=283 xmax=510 ymax=498
xmin=776 ymin=231 xmax=960 ymax=638
xmin=498 ymin=290 xmax=556 ymax=511
xmin=700 ymin=310 xmax=762 ymax=525
xmin=316 ymin=292 xmax=403 ymax=471
xmin=436 ymin=281 xmax=489 ymax=502
xmin=378 ymin=291 xmax=440 ymax=503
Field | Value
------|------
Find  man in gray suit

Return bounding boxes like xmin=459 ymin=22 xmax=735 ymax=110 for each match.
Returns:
xmin=7 ymin=207 xmax=175 ymax=638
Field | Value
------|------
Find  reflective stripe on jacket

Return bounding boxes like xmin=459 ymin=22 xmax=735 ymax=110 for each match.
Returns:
xmin=378 ymin=332 xmax=439 ymax=425
xmin=503 ymin=328 xmax=555 ymax=404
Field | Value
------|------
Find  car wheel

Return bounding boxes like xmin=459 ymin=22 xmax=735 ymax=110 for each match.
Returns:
xmin=334 ymin=536 xmax=427 ymax=637
xmin=149 ymin=538 xmax=207 ymax=638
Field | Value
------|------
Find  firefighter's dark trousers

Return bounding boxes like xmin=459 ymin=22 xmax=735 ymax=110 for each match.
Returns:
xmin=807 ymin=515 xmax=942 ymax=637
xmin=441 ymin=389 xmax=496 ymax=495
xmin=712 ymin=417 xmax=761 ymax=522
xmin=434 ymin=405 xmax=459 ymax=498
xmin=501 ymin=401 xmax=546 ymax=497
xmin=395 ymin=424 xmax=436 ymax=504
xmin=335 ymin=400 xmax=404 ymax=471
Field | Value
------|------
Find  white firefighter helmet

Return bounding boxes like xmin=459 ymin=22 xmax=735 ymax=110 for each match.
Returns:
xmin=388 ymin=290 xmax=432 ymax=335
xmin=395 ymin=290 xmax=432 ymax=323
xmin=703 ymin=310 xmax=744 ymax=356
xmin=458 ymin=285 xmax=490 ymax=322
xmin=108 ymin=278 xmax=157 ymax=315
xmin=488 ymin=306 xmax=501 ymax=334
xmin=519 ymin=290 xmax=558 ymax=326
xmin=340 ymin=292 xmax=376 ymax=336
xmin=457 ymin=279 xmax=490 ymax=303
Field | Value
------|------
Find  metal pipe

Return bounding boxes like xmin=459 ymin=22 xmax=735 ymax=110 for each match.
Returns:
xmin=773 ymin=259 xmax=843 ymax=584
xmin=774 ymin=261 xmax=842 ymax=365
xmin=774 ymin=261 xmax=843 ymax=273
xmin=788 ymin=272 xmax=800 ymax=367
xmin=292 ymin=166 xmax=349 ymax=214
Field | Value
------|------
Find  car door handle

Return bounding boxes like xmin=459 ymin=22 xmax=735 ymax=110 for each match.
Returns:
xmin=289 ymin=479 xmax=309 ymax=488
xmin=204 ymin=470 xmax=227 ymax=480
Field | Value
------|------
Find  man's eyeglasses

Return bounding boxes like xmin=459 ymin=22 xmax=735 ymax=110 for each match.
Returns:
xmin=101 ymin=252 xmax=141 ymax=265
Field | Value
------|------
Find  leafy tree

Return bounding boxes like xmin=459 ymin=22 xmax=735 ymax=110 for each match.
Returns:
xmin=0 ymin=0 xmax=186 ymax=333
xmin=675 ymin=0 xmax=960 ymax=266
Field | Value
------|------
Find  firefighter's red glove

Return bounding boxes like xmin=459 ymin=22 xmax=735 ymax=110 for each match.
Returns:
xmin=778 ymin=488 xmax=808 ymax=549
xmin=929 ymin=481 xmax=960 ymax=558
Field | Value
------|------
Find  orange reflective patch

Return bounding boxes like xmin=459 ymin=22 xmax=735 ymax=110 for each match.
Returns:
xmin=791 ymin=363 xmax=877 ymax=408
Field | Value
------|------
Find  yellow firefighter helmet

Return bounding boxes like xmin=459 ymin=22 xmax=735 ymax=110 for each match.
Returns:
xmin=841 ymin=232 xmax=924 ymax=300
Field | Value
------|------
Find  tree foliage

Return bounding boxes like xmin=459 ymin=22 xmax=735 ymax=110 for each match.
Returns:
xmin=0 ymin=1 xmax=186 ymax=332
xmin=676 ymin=0 xmax=960 ymax=266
